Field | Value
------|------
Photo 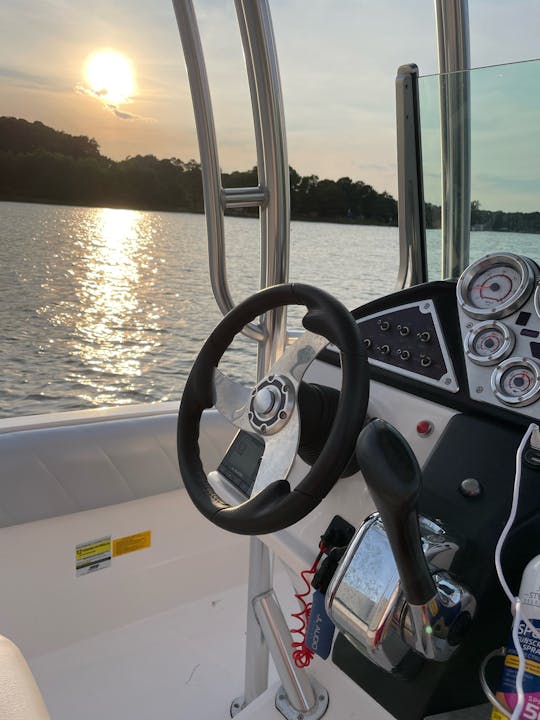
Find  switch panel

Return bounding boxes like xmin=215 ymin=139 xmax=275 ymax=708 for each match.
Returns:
xmin=357 ymin=300 xmax=458 ymax=393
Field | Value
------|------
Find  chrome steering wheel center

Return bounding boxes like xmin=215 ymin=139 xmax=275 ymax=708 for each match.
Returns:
xmin=249 ymin=375 xmax=295 ymax=435
xmin=253 ymin=386 xmax=279 ymax=416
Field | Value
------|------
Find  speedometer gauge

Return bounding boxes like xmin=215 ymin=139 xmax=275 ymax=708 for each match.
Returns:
xmin=457 ymin=253 xmax=535 ymax=320
xmin=465 ymin=321 xmax=514 ymax=366
xmin=491 ymin=357 xmax=540 ymax=407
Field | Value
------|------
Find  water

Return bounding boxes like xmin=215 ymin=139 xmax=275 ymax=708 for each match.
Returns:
xmin=0 ymin=201 xmax=400 ymax=418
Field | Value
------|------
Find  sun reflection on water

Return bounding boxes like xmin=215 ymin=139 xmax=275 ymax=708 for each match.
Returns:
xmin=54 ymin=207 xmax=162 ymax=405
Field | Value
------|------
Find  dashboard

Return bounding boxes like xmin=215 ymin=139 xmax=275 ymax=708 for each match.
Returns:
xmin=316 ymin=251 xmax=540 ymax=717
xmin=211 ymin=251 xmax=540 ymax=718
xmin=324 ymin=251 xmax=540 ymax=427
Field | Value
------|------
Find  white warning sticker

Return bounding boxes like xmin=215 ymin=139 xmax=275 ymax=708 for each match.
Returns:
xmin=76 ymin=536 xmax=112 ymax=577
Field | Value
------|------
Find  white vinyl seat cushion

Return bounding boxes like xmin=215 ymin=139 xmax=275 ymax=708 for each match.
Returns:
xmin=0 ymin=636 xmax=50 ymax=719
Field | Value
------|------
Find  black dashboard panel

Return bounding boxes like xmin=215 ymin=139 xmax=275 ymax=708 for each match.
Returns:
xmin=320 ymin=279 xmax=538 ymax=429
xmin=359 ymin=300 xmax=458 ymax=391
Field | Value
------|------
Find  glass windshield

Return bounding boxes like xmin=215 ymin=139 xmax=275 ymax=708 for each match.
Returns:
xmin=419 ymin=59 xmax=540 ymax=280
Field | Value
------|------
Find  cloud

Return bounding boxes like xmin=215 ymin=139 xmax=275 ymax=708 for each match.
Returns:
xmin=107 ymin=105 xmax=137 ymax=121
xmin=75 ymin=83 xmax=146 ymax=121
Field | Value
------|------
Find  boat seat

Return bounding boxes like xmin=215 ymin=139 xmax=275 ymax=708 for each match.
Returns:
xmin=0 ymin=635 xmax=50 ymax=719
xmin=0 ymin=404 xmax=233 ymax=528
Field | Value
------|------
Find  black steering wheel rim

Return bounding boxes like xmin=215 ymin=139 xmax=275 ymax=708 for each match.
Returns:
xmin=177 ymin=283 xmax=369 ymax=535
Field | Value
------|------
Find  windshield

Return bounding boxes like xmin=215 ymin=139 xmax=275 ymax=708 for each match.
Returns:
xmin=419 ymin=59 xmax=540 ymax=280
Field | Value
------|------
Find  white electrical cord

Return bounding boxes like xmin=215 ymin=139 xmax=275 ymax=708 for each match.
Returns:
xmin=493 ymin=423 xmax=538 ymax=720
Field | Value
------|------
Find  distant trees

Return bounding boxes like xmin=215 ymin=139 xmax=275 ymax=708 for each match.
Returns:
xmin=0 ymin=117 xmax=400 ymax=224
xmin=0 ymin=117 xmax=100 ymax=158
xmin=425 ymin=199 xmax=540 ymax=234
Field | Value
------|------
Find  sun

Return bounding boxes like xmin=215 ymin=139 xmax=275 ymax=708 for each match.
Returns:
xmin=84 ymin=49 xmax=135 ymax=105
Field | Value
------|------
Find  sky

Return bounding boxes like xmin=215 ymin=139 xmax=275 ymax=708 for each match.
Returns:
xmin=1 ymin=0 xmax=540 ymax=206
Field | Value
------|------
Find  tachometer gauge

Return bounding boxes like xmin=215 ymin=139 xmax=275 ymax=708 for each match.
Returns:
xmin=457 ymin=253 xmax=535 ymax=320
xmin=491 ymin=357 xmax=540 ymax=407
xmin=465 ymin=321 xmax=514 ymax=366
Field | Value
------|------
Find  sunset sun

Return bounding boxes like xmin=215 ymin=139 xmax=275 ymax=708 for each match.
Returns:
xmin=84 ymin=49 xmax=135 ymax=105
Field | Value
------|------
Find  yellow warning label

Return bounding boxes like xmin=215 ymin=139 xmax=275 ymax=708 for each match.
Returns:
xmin=76 ymin=538 xmax=111 ymax=561
xmin=490 ymin=710 xmax=508 ymax=720
xmin=113 ymin=530 xmax=151 ymax=557
xmin=76 ymin=536 xmax=112 ymax=577
xmin=505 ymin=653 xmax=540 ymax=676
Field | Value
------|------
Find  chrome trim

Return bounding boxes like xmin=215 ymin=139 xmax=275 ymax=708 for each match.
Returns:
xmin=222 ymin=186 xmax=267 ymax=209
xmin=464 ymin=321 xmax=515 ymax=366
xmin=326 ymin=514 xmax=401 ymax=667
xmin=491 ymin=357 xmax=540 ymax=407
xmin=456 ymin=253 xmax=536 ymax=320
xmin=435 ymin=0 xmax=471 ymax=279
xmin=253 ymin=591 xmax=316 ymax=713
xmin=234 ymin=0 xmax=290 ymax=377
xmin=327 ymin=515 xmax=473 ymax=669
xmin=533 ymin=282 xmax=540 ymax=319
xmin=404 ymin=572 xmax=476 ymax=662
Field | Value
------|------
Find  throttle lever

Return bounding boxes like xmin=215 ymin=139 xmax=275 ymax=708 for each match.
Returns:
xmin=356 ymin=419 xmax=437 ymax=607
xmin=326 ymin=419 xmax=476 ymax=666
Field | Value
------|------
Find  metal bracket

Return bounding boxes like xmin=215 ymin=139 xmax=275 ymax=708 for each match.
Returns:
xmin=231 ymin=681 xmax=329 ymax=720
xmin=275 ymin=678 xmax=328 ymax=720
xmin=251 ymin=590 xmax=328 ymax=719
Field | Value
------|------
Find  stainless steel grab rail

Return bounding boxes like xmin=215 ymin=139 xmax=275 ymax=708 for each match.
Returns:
xmin=171 ymin=0 xmax=263 ymax=341
xmin=172 ymin=0 xmax=307 ymax=711
xmin=435 ymin=0 xmax=471 ymax=279
xmin=172 ymin=0 xmax=292 ymax=358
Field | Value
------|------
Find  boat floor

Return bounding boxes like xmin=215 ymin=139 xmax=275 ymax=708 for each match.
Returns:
xmin=4 ymin=486 xmax=489 ymax=720
xmin=30 ymin=581 xmax=254 ymax=719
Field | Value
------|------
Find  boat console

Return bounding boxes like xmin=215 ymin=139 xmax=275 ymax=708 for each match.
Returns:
xmin=173 ymin=250 xmax=540 ymax=719
xmin=305 ymin=256 xmax=540 ymax=718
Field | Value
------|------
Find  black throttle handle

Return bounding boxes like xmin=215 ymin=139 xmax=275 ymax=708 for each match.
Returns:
xmin=356 ymin=419 xmax=437 ymax=606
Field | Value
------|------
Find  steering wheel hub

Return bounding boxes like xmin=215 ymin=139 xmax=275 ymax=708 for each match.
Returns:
xmin=249 ymin=375 xmax=294 ymax=434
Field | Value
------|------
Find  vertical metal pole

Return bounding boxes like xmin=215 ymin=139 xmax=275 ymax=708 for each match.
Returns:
xmin=233 ymin=0 xmax=291 ymax=708
xmin=435 ymin=0 xmax=471 ymax=279
xmin=235 ymin=0 xmax=290 ymax=376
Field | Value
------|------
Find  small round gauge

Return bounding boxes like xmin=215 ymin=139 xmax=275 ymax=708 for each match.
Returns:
xmin=457 ymin=253 xmax=535 ymax=320
xmin=491 ymin=357 xmax=540 ymax=407
xmin=465 ymin=321 xmax=515 ymax=366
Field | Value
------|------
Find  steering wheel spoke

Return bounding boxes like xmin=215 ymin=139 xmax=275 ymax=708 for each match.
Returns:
xmin=213 ymin=368 xmax=253 ymax=431
xmin=249 ymin=411 xmax=300 ymax=497
xmin=269 ymin=330 xmax=328 ymax=387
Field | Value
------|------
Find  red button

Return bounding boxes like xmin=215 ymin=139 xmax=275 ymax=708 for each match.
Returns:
xmin=416 ymin=420 xmax=433 ymax=437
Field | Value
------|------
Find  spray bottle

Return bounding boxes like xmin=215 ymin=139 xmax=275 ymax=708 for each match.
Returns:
xmin=491 ymin=555 xmax=540 ymax=720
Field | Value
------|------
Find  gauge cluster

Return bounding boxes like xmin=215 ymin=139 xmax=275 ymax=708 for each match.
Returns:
xmin=457 ymin=253 xmax=540 ymax=415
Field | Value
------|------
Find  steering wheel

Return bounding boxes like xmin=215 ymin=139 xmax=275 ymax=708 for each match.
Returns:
xmin=177 ymin=283 xmax=369 ymax=535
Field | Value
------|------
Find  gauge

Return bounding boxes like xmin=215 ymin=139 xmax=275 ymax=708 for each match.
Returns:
xmin=457 ymin=253 xmax=535 ymax=320
xmin=464 ymin=321 xmax=514 ymax=366
xmin=491 ymin=357 xmax=540 ymax=407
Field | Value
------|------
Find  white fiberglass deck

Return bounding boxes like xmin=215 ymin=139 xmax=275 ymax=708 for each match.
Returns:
xmin=0 ymin=488 xmax=251 ymax=719
xmin=31 ymin=578 xmax=250 ymax=719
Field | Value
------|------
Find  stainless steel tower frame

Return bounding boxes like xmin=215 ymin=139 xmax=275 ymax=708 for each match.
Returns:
xmin=171 ymin=1 xmax=324 ymax=716
xmin=435 ymin=0 xmax=471 ymax=279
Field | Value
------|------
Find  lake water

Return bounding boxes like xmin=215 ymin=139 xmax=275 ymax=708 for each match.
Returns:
xmin=0 ymin=201 xmax=400 ymax=418
xmin=1 ymin=201 xmax=539 ymax=418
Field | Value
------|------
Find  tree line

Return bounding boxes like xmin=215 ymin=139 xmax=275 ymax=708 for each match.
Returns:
xmin=1 ymin=117 xmax=539 ymax=232
xmin=425 ymin=200 xmax=540 ymax=235
xmin=0 ymin=117 xmax=396 ymax=224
